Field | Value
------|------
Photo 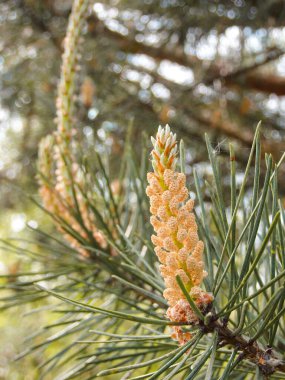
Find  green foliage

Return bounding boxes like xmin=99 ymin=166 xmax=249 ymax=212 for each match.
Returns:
xmin=1 ymin=121 xmax=285 ymax=379
xmin=1 ymin=1 xmax=285 ymax=379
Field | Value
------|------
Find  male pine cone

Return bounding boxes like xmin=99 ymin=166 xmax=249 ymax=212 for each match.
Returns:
xmin=146 ymin=125 xmax=213 ymax=344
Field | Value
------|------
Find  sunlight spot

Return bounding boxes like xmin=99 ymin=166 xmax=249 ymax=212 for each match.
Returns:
xmin=11 ymin=213 xmax=26 ymax=232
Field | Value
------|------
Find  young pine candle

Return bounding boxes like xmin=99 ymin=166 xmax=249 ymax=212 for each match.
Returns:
xmin=146 ymin=125 xmax=213 ymax=344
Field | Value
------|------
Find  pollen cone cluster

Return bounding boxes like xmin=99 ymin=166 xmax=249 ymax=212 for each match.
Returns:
xmin=38 ymin=136 xmax=106 ymax=257
xmin=146 ymin=125 xmax=213 ymax=345
xmin=37 ymin=0 xmax=107 ymax=256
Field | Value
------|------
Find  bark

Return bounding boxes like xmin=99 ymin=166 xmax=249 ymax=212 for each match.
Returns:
xmin=204 ymin=320 xmax=285 ymax=376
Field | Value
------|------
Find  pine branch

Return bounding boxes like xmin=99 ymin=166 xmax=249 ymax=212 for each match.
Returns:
xmin=203 ymin=318 xmax=285 ymax=377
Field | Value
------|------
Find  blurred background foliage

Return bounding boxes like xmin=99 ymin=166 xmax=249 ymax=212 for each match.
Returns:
xmin=2 ymin=0 xmax=285 ymax=378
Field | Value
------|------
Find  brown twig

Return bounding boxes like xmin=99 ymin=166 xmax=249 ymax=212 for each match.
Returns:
xmin=200 ymin=317 xmax=285 ymax=376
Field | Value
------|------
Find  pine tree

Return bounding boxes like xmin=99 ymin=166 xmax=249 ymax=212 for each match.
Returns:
xmin=1 ymin=1 xmax=285 ymax=379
